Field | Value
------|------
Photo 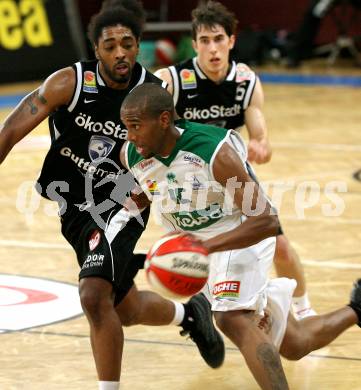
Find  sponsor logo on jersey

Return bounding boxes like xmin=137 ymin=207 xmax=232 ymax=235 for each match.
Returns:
xmin=236 ymin=63 xmax=253 ymax=83
xmin=89 ymin=229 xmax=101 ymax=250
xmin=183 ymin=104 xmax=241 ymax=121
xmin=138 ymin=159 xmax=155 ymax=171
xmin=74 ymin=113 xmax=128 ymax=139
xmin=84 ymin=98 xmax=96 ymax=104
xmin=88 ymin=135 xmax=116 ymax=162
xmin=83 ymin=71 xmax=98 ymax=93
xmin=183 ymin=154 xmax=203 ymax=167
xmin=82 ymin=253 xmax=105 ymax=269
xmin=171 ymin=203 xmax=224 ymax=231
xmin=191 ymin=175 xmax=204 ymax=190
xmin=180 ymin=69 xmax=197 ymax=90
xmin=146 ymin=179 xmax=159 ymax=195
xmin=213 ymin=281 xmax=240 ymax=298
xmin=60 ymin=147 xmax=121 ymax=179
xmin=166 ymin=172 xmax=178 ymax=184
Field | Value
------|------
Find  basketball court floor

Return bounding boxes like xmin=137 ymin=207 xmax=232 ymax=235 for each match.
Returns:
xmin=0 ymin=62 xmax=360 ymax=389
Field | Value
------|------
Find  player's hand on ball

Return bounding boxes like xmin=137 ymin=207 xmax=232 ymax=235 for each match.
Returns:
xmin=164 ymin=231 xmax=206 ymax=252
xmin=145 ymin=233 xmax=210 ymax=298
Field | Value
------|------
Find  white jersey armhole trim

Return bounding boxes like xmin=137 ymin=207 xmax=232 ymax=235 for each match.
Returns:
xmin=169 ymin=66 xmax=179 ymax=105
xmin=243 ymin=71 xmax=257 ymax=110
xmin=67 ymin=62 xmax=82 ymax=112
xmin=124 ymin=142 xmax=131 ymax=170
xmin=52 ymin=120 xmax=61 ymax=141
xmin=96 ymin=62 xmax=106 ymax=86
xmin=226 ymin=61 xmax=236 ymax=81
xmin=175 ymin=126 xmax=185 ymax=136
xmin=193 ymin=57 xmax=206 ymax=79
xmin=161 ymin=80 xmax=168 ymax=89
xmin=135 ymin=66 xmax=146 ymax=87
xmin=209 ymin=129 xmax=232 ymax=182
xmin=129 ymin=66 xmax=147 ymax=94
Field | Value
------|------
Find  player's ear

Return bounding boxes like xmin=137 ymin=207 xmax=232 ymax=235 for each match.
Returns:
xmin=159 ymin=111 xmax=171 ymax=127
xmin=229 ymin=34 xmax=236 ymax=50
xmin=192 ymin=39 xmax=198 ymax=53
xmin=94 ymin=45 xmax=100 ymax=60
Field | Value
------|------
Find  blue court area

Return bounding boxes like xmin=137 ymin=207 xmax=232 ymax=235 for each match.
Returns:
xmin=0 ymin=94 xmax=25 ymax=109
xmin=1 ymin=72 xmax=361 ymax=109
xmin=259 ymin=73 xmax=361 ymax=86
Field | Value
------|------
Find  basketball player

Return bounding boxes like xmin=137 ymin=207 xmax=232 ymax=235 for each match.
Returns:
xmin=120 ymin=82 xmax=361 ymax=390
xmin=154 ymin=0 xmax=315 ymax=320
xmin=0 ymin=1 xmax=224 ymax=389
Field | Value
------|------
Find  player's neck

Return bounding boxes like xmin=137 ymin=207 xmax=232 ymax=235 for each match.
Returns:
xmin=159 ymin=126 xmax=180 ymax=157
xmin=197 ymin=59 xmax=229 ymax=84
xmin=98 ymin=62 xmax=131 ymax=90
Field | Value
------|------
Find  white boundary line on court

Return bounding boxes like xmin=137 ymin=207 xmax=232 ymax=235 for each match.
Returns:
xmin=0 ymin=239 xmax=360 ymax=270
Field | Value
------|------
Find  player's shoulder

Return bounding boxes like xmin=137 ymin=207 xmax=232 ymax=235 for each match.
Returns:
xmin=42 ymin=66 xmax=76 ymax=97
xmin=232 ymin=61 xmax=257 ymax=84
xmin=176 ymin=120 xmax=230 ymax=163
xmin=234 ymin=62 xmax=252 ymax=71
xmin=154 ymin=67 xmax=171 ymax=81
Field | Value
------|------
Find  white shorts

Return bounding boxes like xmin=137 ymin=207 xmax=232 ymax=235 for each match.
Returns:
xmin=264 ymin=277 xmax=297 ymax=349
xmin=202 ymin=236 xmax=276 ymax=314
xmin=201 ymin=234 xmax=296 ymax=348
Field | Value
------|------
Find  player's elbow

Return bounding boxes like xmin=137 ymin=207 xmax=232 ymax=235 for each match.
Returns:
xmin=270 ymin=214 xmax=281 ymax=236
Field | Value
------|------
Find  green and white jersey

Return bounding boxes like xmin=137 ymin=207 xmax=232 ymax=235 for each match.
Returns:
xmin=125 ymin=119 xmax=248 ymax=238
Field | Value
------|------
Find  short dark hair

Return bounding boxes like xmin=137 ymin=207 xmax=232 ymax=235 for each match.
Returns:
xmin=121 ymin=83 xmax=174 ymax=120
xmin=191 ymin=1 xmax=238 ymax=39
xmin=87 ymin=0 xmax=145 ymax=45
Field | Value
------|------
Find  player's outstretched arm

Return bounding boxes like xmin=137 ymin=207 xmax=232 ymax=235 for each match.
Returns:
xmin=0 ymin=67 xmax=75 ymax=164
xmin=202 ymin=142 xmax=279 ymax=253
xmin=244 ymin=77 xmax=272 ymax=164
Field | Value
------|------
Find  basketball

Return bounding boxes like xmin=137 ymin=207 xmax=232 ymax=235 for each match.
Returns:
xmin=155 ymin=39 xmax=177 ymax=66
xmin=145 ymin=234 xmax=209 ymax=298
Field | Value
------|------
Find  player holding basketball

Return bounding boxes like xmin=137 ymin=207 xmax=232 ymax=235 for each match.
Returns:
xmin=155 ymin=0 xmax=315 ymax=319
xmin=120 ymin=82 xmax=361 ymax=390
xmin=0 ymin=1 xmax=224 ymax=388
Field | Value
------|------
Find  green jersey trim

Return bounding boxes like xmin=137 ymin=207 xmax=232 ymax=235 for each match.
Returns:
xmin=127 ymin=119 xmax=229 ymax=168
xmin=127 ymin=142 xmax=145 ymax=169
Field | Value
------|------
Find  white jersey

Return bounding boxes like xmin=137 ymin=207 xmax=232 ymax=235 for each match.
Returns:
xmin=125 ymin=119 xmax=248 ymax=239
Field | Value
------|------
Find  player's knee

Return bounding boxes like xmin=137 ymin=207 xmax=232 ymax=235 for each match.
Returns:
xmin=79 ymin=280 xmax=113 ymax=324
xmin=280 ymin=344 xmax=305 ymax=361
xmin=274 ymin=234 xmax=292 ymax=263
xmin=79 ymin=290 xmax=105 ymax=323
xmin=279 ymin=329 xmax=308 ymax=360
xmin=214 ymin=311 xmax=249 ymax=341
